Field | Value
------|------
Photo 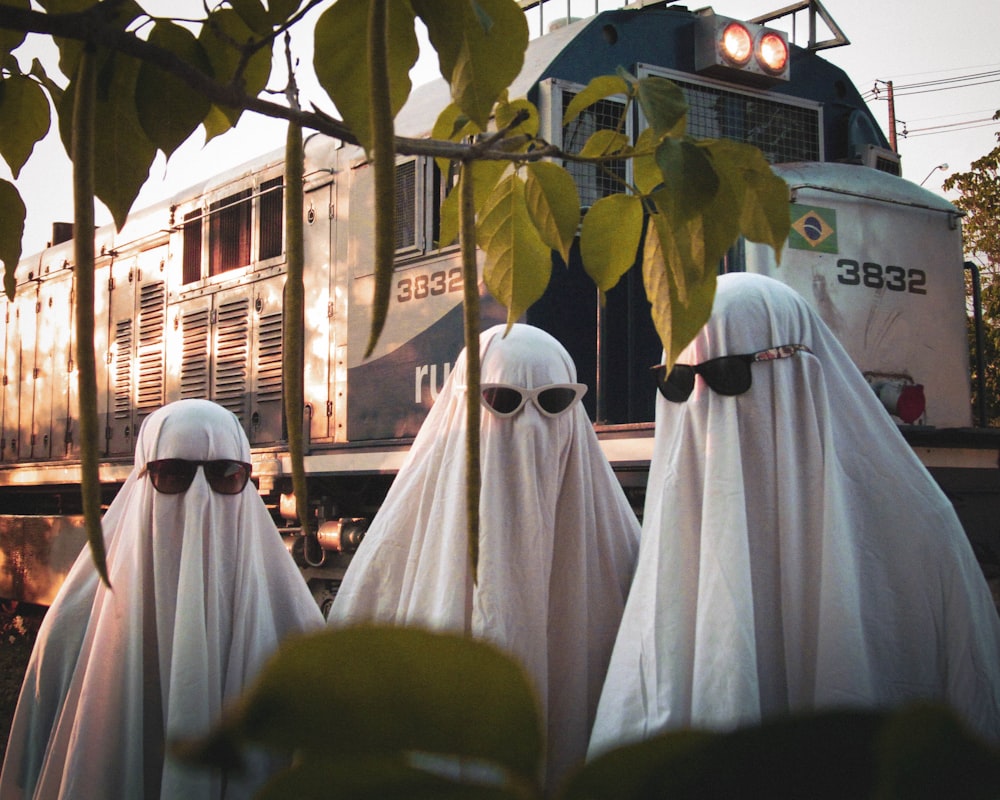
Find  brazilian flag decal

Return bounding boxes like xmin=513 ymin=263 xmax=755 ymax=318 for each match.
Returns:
xmin=789 ymin=204 xmax=838 ymax=253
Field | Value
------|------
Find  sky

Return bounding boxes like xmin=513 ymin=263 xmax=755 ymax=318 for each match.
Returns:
xmin=3 ymin=0 xmax=999 ymax=257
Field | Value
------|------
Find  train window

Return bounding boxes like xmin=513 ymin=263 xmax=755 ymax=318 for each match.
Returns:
xmin=209 ymin=189 xmax=252 ymax=276
xmin=393 ymin=158 xmax=456 ymax=257
xmin=259 ymin=177 xmax=284 ymax=261
xmin=395 ymin=160 xmax=418 ymax=252
xmin=182 ymin=210 xmax=202 ymax=284
xmin=542 ymin=80 xmax=629 ymax=209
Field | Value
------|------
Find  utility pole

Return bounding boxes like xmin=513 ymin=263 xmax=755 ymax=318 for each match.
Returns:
xmin=886 ymin=80 xmax=897 ymax=152
xmin=873 ymin=79 xmax=899 ymax=152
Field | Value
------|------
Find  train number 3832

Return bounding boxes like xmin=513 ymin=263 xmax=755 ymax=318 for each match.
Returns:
xmin=397 ymin=268 xmax=464 ymax=302
xmin=836 ymin=259 xmax=927 ymax=295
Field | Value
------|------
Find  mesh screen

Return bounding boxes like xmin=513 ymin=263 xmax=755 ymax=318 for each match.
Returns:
xmin=561 ymin=93 xmax=627 ymax=208
xmin=259 ymin=177 xmax=284 ymax=261
xmin=676 ymin=79 xmax=820 ymax=164
xmin=395 ymin=161 xmax=418 ymax=251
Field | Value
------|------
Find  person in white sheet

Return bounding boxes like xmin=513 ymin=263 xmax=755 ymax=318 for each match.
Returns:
xmin=588 ymin=272 xmax=1000 ymax=758
xmin=328 ymin=323 xmax=641 ymax=792
xmin=0 ymin=399 xmax=325 ymax=800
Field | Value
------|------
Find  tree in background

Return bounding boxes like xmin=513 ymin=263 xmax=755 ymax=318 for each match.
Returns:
xmin=943 ymin=111 xmax=1000 ymax=426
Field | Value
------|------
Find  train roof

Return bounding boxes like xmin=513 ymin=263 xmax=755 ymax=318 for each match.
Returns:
xmin=774 ymin=161 xmax=961 ymax=216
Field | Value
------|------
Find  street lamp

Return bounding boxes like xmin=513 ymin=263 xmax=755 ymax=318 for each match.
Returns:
xmin=920 ymin=163 xmax=949 ymax=186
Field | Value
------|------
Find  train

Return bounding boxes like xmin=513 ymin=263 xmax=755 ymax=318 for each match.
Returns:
xmin=1 ymin=0 xmax=997 ymax=614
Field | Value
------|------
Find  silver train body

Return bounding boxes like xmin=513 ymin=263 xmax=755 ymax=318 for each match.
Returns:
xmin=1 ymin=1 xmax=997 ymax=609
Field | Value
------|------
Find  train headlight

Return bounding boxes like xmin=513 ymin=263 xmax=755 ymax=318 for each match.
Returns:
xmin=695 ymin=12 xmax=791 ymax=85
xmin=721 ymin=22 xmax=753 ymax=66
xmin=758 ymin=31 xmax=789 ymax=74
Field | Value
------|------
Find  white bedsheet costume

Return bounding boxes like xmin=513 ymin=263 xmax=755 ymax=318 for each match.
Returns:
xmin=328 ymin=324 xmax=641 ymax=790
xmin=0 ymin=399 xmax=324 ymax=799
xmin=589 ymin=273 xmax=1000 ymax=756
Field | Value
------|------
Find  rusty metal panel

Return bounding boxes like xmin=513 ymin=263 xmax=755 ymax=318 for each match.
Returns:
xmin=0 ymin=514 xmax=87 ymax=605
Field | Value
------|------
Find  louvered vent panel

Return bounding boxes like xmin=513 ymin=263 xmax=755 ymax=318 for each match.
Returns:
xmin=136 ymin=282 xmax=165 ymax=412
xmin=113 ymin=319 xmax=132 ymax=419
xmin=214 ymin=298 xmax=249 ymax=416
xmin=257 ymin=311 xmax=283 ymax=403
xmin=180 ymin=308 xmax=210 ymax=398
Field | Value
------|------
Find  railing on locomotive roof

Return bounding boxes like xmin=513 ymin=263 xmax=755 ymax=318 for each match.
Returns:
xmin=516 ymin=0 xmax=850 ymax=53
xmin=516 ymin=0 xmax=632 ymax=39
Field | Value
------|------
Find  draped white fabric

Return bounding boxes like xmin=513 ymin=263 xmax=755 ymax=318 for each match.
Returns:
xmin=589 ymin=272 xmax=1000 ymax=756
xmin=328 ymin=324 xmax=641 ymax=790
xmin=0 ymin=399 xmax=325 ymax=799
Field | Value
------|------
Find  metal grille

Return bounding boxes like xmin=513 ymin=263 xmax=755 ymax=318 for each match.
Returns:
xmin=209 ymin=190 xmax=252 ymax=275
xmin=259 ymin=177 xmax=283 ymax=260
xmin=136 ymin=282 xmax=165 ymax=413
xmin=182 ymin=210 xmax=202 ymax=284
xmin=113 ymin=319 xmax=132 ymax=419
xmin=256 ymin=311 xmax=283 ymax=403
xmin=561 ymin=91 xmax=627 ymax=207
xmin=214 ymin=298 xmax=249 ymax=418
xmin=677 ymin=79 xmax=820 ymax=164
xmin=394 ymin=160 xmax=418 ymax=251
xmin=180 ymin=308 xmax=209 ymax=398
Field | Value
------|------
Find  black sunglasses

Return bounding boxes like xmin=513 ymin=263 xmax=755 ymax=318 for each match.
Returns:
xmin=652 ymin=344 xmax=811 ymax=402
xmin=143 ymin=459 xmax=252 ymax=495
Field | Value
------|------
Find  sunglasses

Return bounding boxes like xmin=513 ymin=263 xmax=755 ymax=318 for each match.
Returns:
xmin=468 ymin=382 xmax=588 ymax=418
xmin=652 ymin=343 xmax=811 ymax=402
xmin=143 ymin=458 xmax=253 ymax=495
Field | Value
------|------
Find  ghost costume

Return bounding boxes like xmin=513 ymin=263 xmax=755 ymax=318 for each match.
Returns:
xmin=588 ymin=272 xmax=1000 ymax=756
xmin=328 ymin=324 xmax=640 ymax=790
xmin=0 ymin=399 xmax=325 ymax=800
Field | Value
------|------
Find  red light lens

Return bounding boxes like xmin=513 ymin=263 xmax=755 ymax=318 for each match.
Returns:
xmin=896 ymin=384 xmax=926 ymax=424
xmin=758 ymin=31 xmax=789 ymax=73
xmin=721 ymin=22 xmax=753 ymax=65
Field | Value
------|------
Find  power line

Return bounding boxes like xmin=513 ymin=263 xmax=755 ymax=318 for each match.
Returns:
xmin=904 ymin=118 xmax=999 ymax=138
xmin=862 ymin=70 xmax=1000 ymax=101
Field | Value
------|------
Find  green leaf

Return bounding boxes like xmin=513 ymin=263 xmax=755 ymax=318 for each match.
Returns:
xmin=438 ymin=159 xmax=507 ymax=248
xmin=495 ymin=96 xmax=539 ymax=144
xmin=29 ymin=58 xmax=64 ymax=108
xmin=580 ymin=193 xmax=643 ymax=293
xmin=524 ymin=161 xmax=580 ymax=265
xmin=0 ymin=75 xmax=50 ymax=178
xmin=41 ymin=0 xmax=143 ymax=85
xmin=0 ymin=180 xmax=25 ymax=300
xmin=654 ymin=137 xmax=718 ymax=219
xmin=59 ymin=51 xmax=157 ymax=231
xmin=197 ymin=7 xmax=273 ymax=129
xmin=632 ymin=127 xmax=663 ymax=195
xmin=136 ymin=22 xmax=213 ymax=159
xmin=636 ymin=74 xmax=688 ymax=139
xmin=229 ymin=0 xmax=272 ymax=36
xmin=431 ymin=102 xmax=481 ymax=176
xmin=201 ymin=105 xmax=233 ymax=142
xmin=265 ymin=0 xmax=303 ymax=26
xmin=314 ymin=0 xmax=418 ymax=154
xmin=578 ymin=129 xmax=630 ymax=159
xmin=568 ymin=709 xmax=886 ymax=799
xmin=478 ymin=173 xmax=553 ymax=325
xmin=562 ymin=74 xmax=629 ymax=126
xmin=642 ymin=211 xmax=717 ymax=369
xmin=257 ymin=753 xmax=524 ymax=800
xmin=876 ymin=704 xmax=1000 ymax=800
xmin=702 ymin=139 xmax=790 ymax=263
xmin=413 ymin=0 xmax=528 ymax=129
xmin=564 ymin=730 xmax=716 ymax=800
xmin=177 ymin=627 xmax=543 ymax=785
xmin=0 ymin=0 xmax=29 ymax=55
xmin=432 ymin=101 xmax=482 ymax=142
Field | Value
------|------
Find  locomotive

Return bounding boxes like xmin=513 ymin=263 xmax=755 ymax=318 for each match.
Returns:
xmin=1 ymin=0 xmax=997 ymax=613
